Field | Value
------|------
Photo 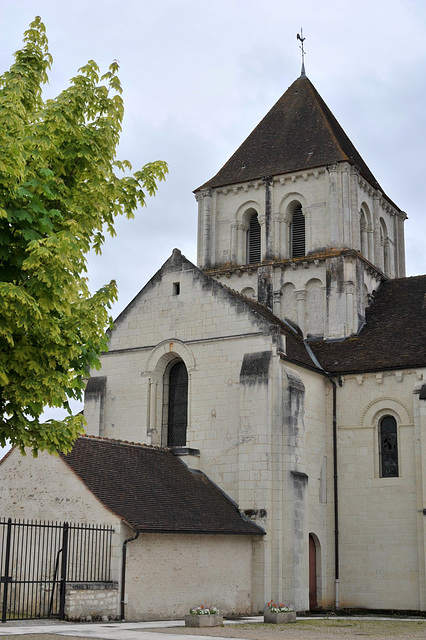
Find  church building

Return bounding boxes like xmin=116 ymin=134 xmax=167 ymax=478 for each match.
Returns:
xmin=2 ymin=68 xmax=426 ymax=619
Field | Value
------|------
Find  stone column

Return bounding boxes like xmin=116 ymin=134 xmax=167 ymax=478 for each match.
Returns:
xmin=148 ymin=378 xmax=158 ymax=445
xmin=195 ymin=193 xmax=203 ymax=266
xmin=367 ymin=224 xmax=374 ymax=263
xmin=372 ymin=191 xmax=382 ymax=270
xmin=259 ymin=213 xmax=267 ymax=262
xmin=350 ymin=167 xmax=360 ymax=251
xmin=200 ymin=189 xmax=212 ymax=268
xmin=341 ymin=165 xmax=351 ymax=248
xmin=345 ymin=281 xmax=355 ymax=336
xmin=397 ymin=212 xmax=407 ymax=277
xmin=361 ymin=224 xmax=368 ymax=257
xmin=273 ymin=290 xmax=282 ymax=319
xmin=413 ymin=384 xmax=426 ymax=609
xmin=263 ymin=177 xmax=273 ymax=261
xmin=383 ymin=237 xmax=390 ymax=275
xmin=237 ymin=221 xmax=249 ymax=265
xmin=273 ymin=213 xmax=281 ymax=259
xmin=283 ymin=220 xmax=291 ymax=259
xmin=230 ymin=222 xmax=237 ymax=264
xmin=295 ymin=290 xmax=307 ymax=336
xmin=327 ymin=164 xmax=339 ymax=247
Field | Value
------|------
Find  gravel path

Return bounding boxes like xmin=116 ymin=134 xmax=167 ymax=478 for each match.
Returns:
xmin=150 ymin=618 xmax=426 ymax=639
xmin=1 ymin=619 xmax=426 ymax=640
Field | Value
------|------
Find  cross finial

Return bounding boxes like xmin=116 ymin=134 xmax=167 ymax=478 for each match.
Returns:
xmin=297 ymin=28 xmax=306 ymax=77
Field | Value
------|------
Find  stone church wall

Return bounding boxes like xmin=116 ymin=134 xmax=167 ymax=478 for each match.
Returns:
xmin=124 ymin=533 xmax=254 ymax=620
xmin=333 ymin=369 xmax=424 ymax=610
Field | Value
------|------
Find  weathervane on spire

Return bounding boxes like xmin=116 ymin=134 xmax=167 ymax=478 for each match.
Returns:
xmin=297 ymin=28 xmax=306 ymax=77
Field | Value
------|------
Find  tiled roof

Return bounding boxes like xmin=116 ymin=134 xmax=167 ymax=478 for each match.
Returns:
xmin=197 ymin=75 xmax=397 ymax=209
xmin=309 ymin=276 xmax=426 ymax=373
xmin=61 ymin=436 xmax=264 ymax=535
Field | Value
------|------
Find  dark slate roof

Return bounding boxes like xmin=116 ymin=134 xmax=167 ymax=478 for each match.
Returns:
xmin=197 ymin=75 xmax=397 ymax=209
xmin=309 ymin=276 xmax=426 ymax=374
xmin=60 ymin=436 xmax=264 ymax=535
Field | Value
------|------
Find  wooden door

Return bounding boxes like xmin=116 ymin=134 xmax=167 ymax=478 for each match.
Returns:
xmin=309 ymin=534 xmax=318 ymax=610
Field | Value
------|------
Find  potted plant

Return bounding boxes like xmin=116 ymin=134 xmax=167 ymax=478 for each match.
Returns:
xmin=185 ymin=606 xmax=223 ymax=627
xmin=264 ymin=601 xmax=296 ymax=624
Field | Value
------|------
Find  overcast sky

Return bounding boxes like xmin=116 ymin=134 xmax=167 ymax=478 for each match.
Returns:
xmin=1 ymin=0 xmax=426 ymax=432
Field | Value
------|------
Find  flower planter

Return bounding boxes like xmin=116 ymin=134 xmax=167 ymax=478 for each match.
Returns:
xmin=185 ymin=614 xmax=223 ymax=627
xmin=264 ymin=610 xmax=296 ymax=624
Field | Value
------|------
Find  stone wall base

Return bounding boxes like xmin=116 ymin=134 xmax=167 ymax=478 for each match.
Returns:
xmin=64 ymin=582 xmax=119 ymax=621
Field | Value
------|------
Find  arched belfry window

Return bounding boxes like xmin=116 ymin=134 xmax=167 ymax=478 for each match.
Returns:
xmin=290 ymin=204 xmax=305 ymax=258
xmin=166 ymin=360 xmax=188 ymax=447
xmin=247 ymin=212 xmax=261 ymax=264
xmin=379 ymin=415 xmax=399 ymax=478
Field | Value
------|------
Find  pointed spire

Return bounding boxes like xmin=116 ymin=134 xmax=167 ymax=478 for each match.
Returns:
xmin=196 ymin=75 xmax=387 ymax=197
xmin=297 ymin=28 xmax=306 ymax=77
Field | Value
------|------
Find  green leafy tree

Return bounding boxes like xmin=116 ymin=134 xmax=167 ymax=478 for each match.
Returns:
xmin=0 ymin=17 xmax=168 ymax=455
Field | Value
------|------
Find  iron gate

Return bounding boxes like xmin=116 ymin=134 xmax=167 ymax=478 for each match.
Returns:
xmin=0 ymin=518 xmax=114 ymax=622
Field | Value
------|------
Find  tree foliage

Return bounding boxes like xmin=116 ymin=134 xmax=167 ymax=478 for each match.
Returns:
xmin=0 ymin=17 xmax=168 ymax=455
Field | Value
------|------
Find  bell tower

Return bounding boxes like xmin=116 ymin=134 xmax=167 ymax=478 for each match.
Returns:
xmin=195 ymin=74 xmax=406 ymax=339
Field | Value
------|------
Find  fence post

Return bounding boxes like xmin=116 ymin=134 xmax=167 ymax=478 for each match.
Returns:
xmin=1 ymin=518 xmax=12 ymax=623
xmin=58 ymin=523 xmax=69 ymax=620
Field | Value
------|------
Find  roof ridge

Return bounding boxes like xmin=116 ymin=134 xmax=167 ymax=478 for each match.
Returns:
xmin=304 ymin=80 xmax=351 ymax=165
xmin=78 ymin=434 xmax=166 ymax=452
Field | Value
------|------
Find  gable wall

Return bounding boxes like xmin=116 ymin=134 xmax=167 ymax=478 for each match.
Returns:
xmin=0 ymin=450 xmax=119 ymax=527
xmin=85 ymin=262 xmax=282 ymax=461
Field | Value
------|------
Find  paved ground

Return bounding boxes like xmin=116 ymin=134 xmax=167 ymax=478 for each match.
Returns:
xmin=1 ymin=617 xmax=426 ymax=640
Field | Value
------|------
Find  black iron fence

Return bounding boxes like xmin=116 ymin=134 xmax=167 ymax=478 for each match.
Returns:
xmin=0 ymin=518 xmax=114 ymax=622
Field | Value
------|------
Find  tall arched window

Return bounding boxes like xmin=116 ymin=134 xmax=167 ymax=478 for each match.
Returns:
xmin=247 ymin=212 xmax=261 ymax=263
xmin=379 ymin=415 xmax=398 ymax=478
xmin=166 ymin=360 xmax=188 ymax=447
xmin=290 ymin=204 xmax=305 ymax=257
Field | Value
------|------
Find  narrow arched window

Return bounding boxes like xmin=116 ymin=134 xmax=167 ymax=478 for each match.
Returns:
xmin=291 ymin=204 xmax=305 ymax=257
xmin=247 ymin=212 xmax=261 ymax=263
xmin=167 ymin=361 xmax=188 ymax=447
xmin=379 ymin=415 xmax=398 ymax=477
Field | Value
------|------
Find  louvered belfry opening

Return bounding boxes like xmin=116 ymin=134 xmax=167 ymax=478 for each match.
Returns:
xmin=291 ymin=204 xmax=305 ymax=258
xmin=248 ymin=212 xmax=261 ymax=263
xmin=167 ymin=360 xmax=188 ymax=447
